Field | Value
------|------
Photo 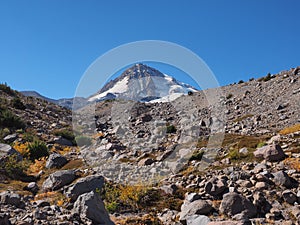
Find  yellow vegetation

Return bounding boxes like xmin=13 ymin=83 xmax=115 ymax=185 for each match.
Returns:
xmin=34 ymin=191 xmax=69 ymax=206
xmin=284 ymin=158 xmax=300 ymax=172
xmin=27 ymin=157 xmax=46 ymax=174
xmin=13 ymin=142 xmax=29 ymax=156
xmin=279 ymin=124 xmax=300 ymax=135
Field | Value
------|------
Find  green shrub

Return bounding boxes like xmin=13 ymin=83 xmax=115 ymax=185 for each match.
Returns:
xmin=0 ymin=109 xmax=25 ymax=130
xmin=0 ymin=83 xmax=16 ymax=96
xmin=11 ymin=97 xmax=26 ymax=110
xmin=238 ymin=80 xmax=244 ymax=84
xmin=226 ymin=93 xmax=233 ymax=99
xmin=0 ymin=154 xmax=29 ymax=179
xmin=28 ymin=140 xmax=49 ymax=161
xmin=189 ymin=150 xmax=204 ymax=161
xmin=166 ymin=125 xmax=177 ymax=134
xmin=257 ymin=142 xmax=267 ymax=148
xmin=75 ymin=135 xmax=92 ymax=147
xmin=54 ymin=129 xmax=75 ymax=141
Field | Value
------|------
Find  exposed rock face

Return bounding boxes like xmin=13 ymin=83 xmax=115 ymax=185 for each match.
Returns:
xmin=72 ymin=191 xmax=114 ymax=225
xmin=219 ymin=192 xmax=257 ymax=218
xmin=65 ymin=175 xmax=104 ymax=201
xmin=42 ymin=170 xmax=77 ymax=191
xmin=253 ymin=144 xmax=286 ymax=161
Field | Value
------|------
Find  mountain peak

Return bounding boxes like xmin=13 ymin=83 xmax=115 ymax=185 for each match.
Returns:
xmin=90 ymin=64 xmax=197 ymax=102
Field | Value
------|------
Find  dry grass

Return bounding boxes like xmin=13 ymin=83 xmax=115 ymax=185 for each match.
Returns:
xmin=34 ymin=191 xmax=69 ymax=206
xmin=27 ymin=157 xmax=46 ymax=175
xmin=279 ymin=124 xmax=300 ymax=135
xmin=112 ymin=214 xmax=162 ymax=225
xmin=284 ymin=158 xmax=300 ymax=172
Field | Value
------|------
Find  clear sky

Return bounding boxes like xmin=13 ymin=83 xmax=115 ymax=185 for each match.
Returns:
xmin=0 ymin=0 xmax=299 ymax=99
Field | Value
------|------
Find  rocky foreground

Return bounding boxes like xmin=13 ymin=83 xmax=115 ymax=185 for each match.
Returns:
xmin=0 ymin=67 xmax=300 ymax=225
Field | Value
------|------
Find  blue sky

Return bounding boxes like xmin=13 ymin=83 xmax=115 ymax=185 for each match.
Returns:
xmin=0 ymin=0 xmax=299 ymax=99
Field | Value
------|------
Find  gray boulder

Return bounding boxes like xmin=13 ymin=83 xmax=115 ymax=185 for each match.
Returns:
xmin=0 ymin=213 xmax=10 ymax=225
xmin=205 ymin=177 xmax=228 ymax=196
xmin=0 ymin=191 xmax=25 ymax=208
xmin=42 ymin=170 xmax=76 ymax=191
xmin=282 ymin=190 xmax=298 ymax=204
xmin=66 ymin=175 xmax=104 ymax=201
xmin=54 ymin=137 xmax=73 ymax=146
xmin=253 ymin=144 xmax=285 ymax=162
xmin=72 ymin=191 xmax=114 ymax=225
xmin=180 ymin=200 xmax=213 ymax=222
xmin=186 ymin=215 xmax=211 ymax=225
xmin=45 ymin=153 xmax=68 ymax=169
xmin=272 ymin=171 xmax=293 ymax=188
xmin=0 ymin=143 xmax=22 ymax=161
xmin=219 ymin=192 xmax=257 ymax=218
xmin=3 ymin=134 xmax=18 ymax=143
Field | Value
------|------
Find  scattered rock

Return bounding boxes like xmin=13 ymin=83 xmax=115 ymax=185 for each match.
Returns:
xmin=179 ymin=200 xmax=213 ymax=222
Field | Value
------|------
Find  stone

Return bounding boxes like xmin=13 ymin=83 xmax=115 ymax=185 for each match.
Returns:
xmin=0 ymin=191 xmax=25 ymax=208
xmin=179 ymin=200 xmax=213 ymax=222
xmin=157 ymin=209 xmax=179 ymax=225
xmin=282 ymin=190 xmax=297 ymax=204
xmin=54 ymin=137 xmax=73 ymax=146
xmin=72 ymin=191 xmax=114 ymax=225
xmin=0 ymin=213 xmax=11 ymax=225
xmin=253 ymin=144 xmax=285 ymax=162
xmin=205 ymin=177 xmax=227 ymax=196
xmin=239 ymin=147 xmax=249 ymax=156
xmin=186 ymin=215 xmax=211 ymax=225
xmin=0 ymin=143 xmax=22 ymax=161
xmin=160 ymin=184 xmax=178 ymax=195
xmin=272 ymin=171 xmax=293 ymax=188
xmin=45 ymin=153 xmax=68 ymax=169
xmin=42 ymin=170 xmax=77 ymax=191
xmin=25 ymin=182 xmax=39 ymax=194
xmin=219 ymin=192 xmax=257 ymax=218
xmin=66 ymin=175 xmax=105 ymax=201
xmin=3 ymin=134 xmax=18 ymax=143
xmin=138 ymin=157 xmax=154 ymax=166
xmin=207 ymin=222 xmax=246 ymax=225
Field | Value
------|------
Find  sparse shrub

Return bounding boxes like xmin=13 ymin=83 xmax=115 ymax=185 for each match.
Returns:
xmin=258 ymin=73 xmax=273 ymax=82
xmin=257 ymin=142 xmax=267 ymax=148
xmin=0 ymin=154 xmax=29 ymax=179
xmin=226 ymin=93 xmax=233 ymax=99
xmin=75 ymin=135 xmax=92 ymax=147
xmin=279 ymin=124 xmax=300 ymax=135
xmin=27 ymin=140 xmax=49 ymax=161
xmin=238 ymin=80 xmax=244 ymax=84
xmin=166 ymin=124 xmax=176 ymax=134
xmin=14 ymin=142 xmax=30 ymax=157
xmin=54 ymin=129 xmax=75 ymax=141
xmin=227 ymin=149 xmax=240 ymax=160
xmin=188 ymin=91 xmax=193 ymax=96
xmin=0 ymin=83 xmax=16 ymax=96
xmin=249 ymin=78 xmax=254 ymax=81
xmin=0 ymin=109 xmax=25 ymax=130
xmin=189 ymin=149 xmax=204 ymax=161
xmin=11 ymin=97 xmax=26 ymax=110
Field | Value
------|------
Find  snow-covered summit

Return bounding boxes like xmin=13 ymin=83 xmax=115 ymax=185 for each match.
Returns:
xmin=89 ymin=64 xmax=197 ymax=102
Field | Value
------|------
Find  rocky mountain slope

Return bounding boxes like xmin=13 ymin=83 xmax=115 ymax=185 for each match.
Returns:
xmin=0 ymin=66 xmax=300 ymax=225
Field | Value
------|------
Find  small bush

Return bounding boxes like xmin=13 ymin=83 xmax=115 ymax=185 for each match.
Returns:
xmin=166 ymin=125 xmax=177 ymax=134
xmin=75 ymin=135 xmax=92 ymax=147
xmin=238 ymin=80 xmax=244 ymax=84
xmin=257 ymin=142 xmax=267 ymax=148
xmin=0 ymin=109 xmax=25 ymax=130
xmin=0 ymin=154 xmax=29 ymax=179
xmin=190 ymin=149 xmax=204 ymax=161
xmin=226 ymin=93 xmax=233 ymax=99
xmin=0 ymin=83 xmax=16 ymax=96
xmin=11 ymin=97 xmax=26 ymax=110
xmin=28 ymin=140 xmax=49 ymax=161
xmin=54 ymin=129 xmax=75 ymax=141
